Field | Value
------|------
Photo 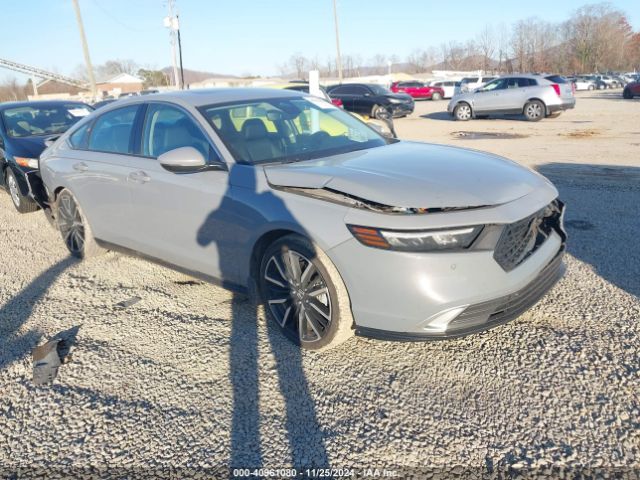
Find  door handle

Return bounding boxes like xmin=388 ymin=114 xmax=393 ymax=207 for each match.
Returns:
xmin=128 ymin=171 xmax=150 ymax=184
xmin=73 ymin=162 xmax=88 ymax=172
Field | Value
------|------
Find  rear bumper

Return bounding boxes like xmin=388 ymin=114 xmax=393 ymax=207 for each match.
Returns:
xmin=549 ymin=99 xmax=576 ymax=113
xmin=355 ymin=249 xmax=565 ymax=341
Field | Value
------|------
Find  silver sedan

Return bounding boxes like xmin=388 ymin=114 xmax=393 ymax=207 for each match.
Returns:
xmin=39 ymin=88 xmax=567 ymax=350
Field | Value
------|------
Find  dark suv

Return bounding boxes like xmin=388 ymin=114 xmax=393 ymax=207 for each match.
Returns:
xmin=326 ymin=83 xmax=414 ymax=118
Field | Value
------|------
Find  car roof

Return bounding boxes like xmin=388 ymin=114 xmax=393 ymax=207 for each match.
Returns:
xmin=111 ymin=88 xmax=304 ymax=109
xmin=0 ymin=100 xmax=89 ymax=111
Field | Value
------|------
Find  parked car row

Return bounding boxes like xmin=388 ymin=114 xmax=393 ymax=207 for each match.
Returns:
xmin=2 ymin=88 xmax=567 ymax=351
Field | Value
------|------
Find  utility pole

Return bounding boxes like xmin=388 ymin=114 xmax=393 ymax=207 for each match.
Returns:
xmin=71 ymin=0 xmax=97 ymax=99
xmin=164 ymin=0 xmax=181 ymax=89
xmin=176 ymin=15 xmax=185 ymax=89
xmin=332 ymin=0 xmax=343 ymax=83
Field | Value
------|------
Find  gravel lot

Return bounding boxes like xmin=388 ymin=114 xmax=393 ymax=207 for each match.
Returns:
xmin=1 ymin=90 xmax=639 ymax=478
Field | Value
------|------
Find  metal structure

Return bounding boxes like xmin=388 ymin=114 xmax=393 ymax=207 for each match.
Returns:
xmin=0 ymin=57 xmax=86 ymax=89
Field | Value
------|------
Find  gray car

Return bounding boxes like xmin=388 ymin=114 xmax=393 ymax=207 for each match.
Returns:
xmin=448 ymin=74 xmax=576 ymax=121
xmin=39 ymin=89 xmax=567 ymax=350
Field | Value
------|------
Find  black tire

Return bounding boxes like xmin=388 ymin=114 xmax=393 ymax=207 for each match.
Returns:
xmin=431 ymin=92 xmax=442 ymax=101
xmin=4 ymin=168 xmax=38 ymax=213
xmin=523 ymin=100 xmax=545 ymax=122
xmin=54 ymin=188 xmax=105 ymax=259
xmin=453 ymin=102 xmax=472 ymax=121
xmin=259 ymin=234 xmax=354 ymax=351
xmin=370 ymin=104 xmax=382 ymax=118
xmin=623 ymin=88 xmax=633 ymax=99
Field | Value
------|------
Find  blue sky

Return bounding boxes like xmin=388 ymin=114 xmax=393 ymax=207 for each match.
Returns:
xmin=1 ymin=0 xmax=638 ymax=82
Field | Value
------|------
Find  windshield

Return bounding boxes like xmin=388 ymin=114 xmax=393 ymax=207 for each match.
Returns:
xmin=200 ymin=96 xmax=387 ymax=165
xmin=1 ymin=103 xmax=92 ymax=138
xmin=368 ymin=84 xmax=392 ymax=95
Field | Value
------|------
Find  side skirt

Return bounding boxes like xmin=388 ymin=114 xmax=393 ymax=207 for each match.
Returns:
xmin=95 ymin=239 xmax=249 ymax=295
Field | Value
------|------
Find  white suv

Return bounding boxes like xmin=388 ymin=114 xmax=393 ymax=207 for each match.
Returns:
xmin=456 ymin=75 xmax=498 ymax=94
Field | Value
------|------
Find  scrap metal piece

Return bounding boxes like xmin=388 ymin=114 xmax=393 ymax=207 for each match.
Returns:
xmin=32 ymin=339 xmax=62 ymax=385
xmin=115 ymin=296 xmax=141 ymax=309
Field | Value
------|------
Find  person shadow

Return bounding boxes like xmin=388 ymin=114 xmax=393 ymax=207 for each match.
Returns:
xmin=196 ymin=162 xmax=331 ymax=470
xmin=0 ymin=256 xmax=77 ymax=372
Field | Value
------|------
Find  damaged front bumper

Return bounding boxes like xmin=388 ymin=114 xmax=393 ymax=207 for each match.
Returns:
xmin=24 ymin=170 xmax=55 ymax=225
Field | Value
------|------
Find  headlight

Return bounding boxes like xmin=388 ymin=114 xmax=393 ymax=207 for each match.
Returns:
xmin=14 ymin=157 xmax=39 ymax=169
xmin=348 ymin=225 xmax=483 ymax=252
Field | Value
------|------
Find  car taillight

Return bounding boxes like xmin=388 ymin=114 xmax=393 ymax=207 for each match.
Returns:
xmin=551 ymin=84 xmax=561 ymax=96
xmin=331 ymin=98 xmax=343 ymax=108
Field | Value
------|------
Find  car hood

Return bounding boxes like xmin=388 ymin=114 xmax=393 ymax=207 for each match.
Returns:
xmin=4 ymin=135 xmax=51 ymax=159
xmin=263 ymin=141 xmax=551 ymax=209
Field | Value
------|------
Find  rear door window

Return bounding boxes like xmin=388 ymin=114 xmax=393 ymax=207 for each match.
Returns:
xmin=142 ymin=104 xmax=212 ymax=159
xmin=88 ymin=105 xmax=139 ymax=154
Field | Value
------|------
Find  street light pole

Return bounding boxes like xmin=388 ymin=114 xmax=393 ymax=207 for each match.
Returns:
xmin=332 ymin=0 xmax=343 ymax=83
xmin=71 ymin=0 xmax=97 ymax=99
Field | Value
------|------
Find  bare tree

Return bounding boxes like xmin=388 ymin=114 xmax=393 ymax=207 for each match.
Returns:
xmin=476 ymin=25 xmax=496 ymax=72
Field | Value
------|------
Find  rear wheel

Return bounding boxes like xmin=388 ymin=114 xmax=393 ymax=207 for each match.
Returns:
xmin=523 ymin=100 xmax=545 ymax=121
xmin=5 ymin=168 xmax=38 ymax=213
xmin=431 ymin=92 xmax=442 ymax=101
xmin=259 ymin=234 xmax=354 ymax=351
xmin=55 ymin=189 xmax=105 ymax=259
xmin=453 ymin=103 xmax=472 ymax=121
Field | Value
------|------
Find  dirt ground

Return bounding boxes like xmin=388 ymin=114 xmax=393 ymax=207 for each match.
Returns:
xmin=396 ymin=89 xmax=640 ymax=169
xmin=0 ymin=89 xmax=639 ymax=478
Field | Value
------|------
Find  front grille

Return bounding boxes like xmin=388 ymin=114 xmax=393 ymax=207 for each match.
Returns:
xmin=493 ymin=201 xmax=565 ymax=272
xmin=448 ymin=251 xmax=565 ymax=332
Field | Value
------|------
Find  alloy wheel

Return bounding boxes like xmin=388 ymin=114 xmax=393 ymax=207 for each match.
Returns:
xmin=57 ymin=193 xmax=85 ymax=255
xmin=7 ymin=174 xmax=20 ymax=207
xmin=263 ymin=249 xmax=332 ymax=343
xmin=525 ymin=103 xmax=542 ymax=120
xmin=456 ymin=104 xmax=471 ymax=120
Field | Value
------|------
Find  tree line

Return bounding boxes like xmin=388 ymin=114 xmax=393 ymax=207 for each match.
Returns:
xmin=279 ymin=3 xmax=640 ymax=77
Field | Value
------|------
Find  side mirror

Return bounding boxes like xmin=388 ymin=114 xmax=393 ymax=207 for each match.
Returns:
xmin=159 ymin=146 xmax=224 ymax=173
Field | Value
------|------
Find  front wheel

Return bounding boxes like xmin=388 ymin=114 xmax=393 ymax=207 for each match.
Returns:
xmin=55 ymin=189 xmax=105 ymax=259
xmin=259 ymin=234 xmax=354 ymax=351
xmin=453 ymin=103 xmax=472 ymax=121
xmin=5 ymin=168 xmax=38 ymax=213
xmin=523 ymin=100 xmax=545 ymax=121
